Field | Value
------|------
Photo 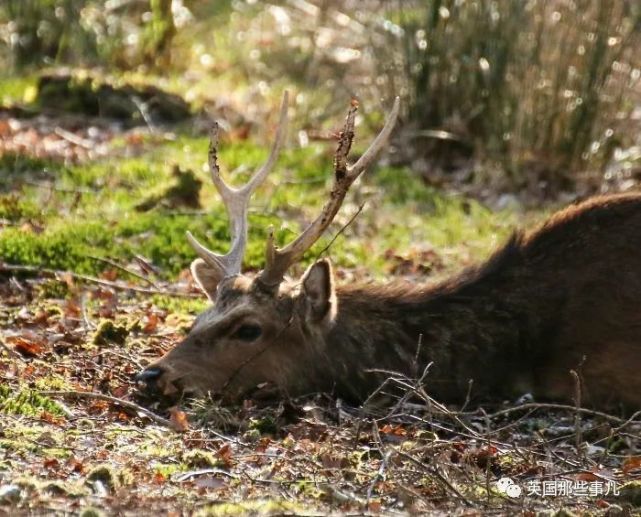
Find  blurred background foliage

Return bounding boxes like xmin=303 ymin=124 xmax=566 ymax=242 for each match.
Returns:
xmin=1 ymin=0 xmax=641 ymax=193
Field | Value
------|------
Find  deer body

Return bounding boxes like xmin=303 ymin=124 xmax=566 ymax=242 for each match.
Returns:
xmin=136 ymin=94 xmax=641 ymax=411
xmin=322 ymin=194 xmax=641 ymax=409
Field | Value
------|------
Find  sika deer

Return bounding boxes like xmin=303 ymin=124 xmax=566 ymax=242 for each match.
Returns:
xmin=136 ymin=92 xmax=641 ymax=412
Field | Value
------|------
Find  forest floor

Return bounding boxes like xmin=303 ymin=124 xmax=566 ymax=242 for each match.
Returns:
xmin=1 ymin=73 xmax=641 ymax=516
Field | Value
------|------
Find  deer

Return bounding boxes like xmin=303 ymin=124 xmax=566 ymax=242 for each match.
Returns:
xmin=136 ymin=92 xmax=641 ymax=412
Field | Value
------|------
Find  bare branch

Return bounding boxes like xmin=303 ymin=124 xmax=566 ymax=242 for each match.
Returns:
xmin=0 ymin=262 xmax=197 ymax=298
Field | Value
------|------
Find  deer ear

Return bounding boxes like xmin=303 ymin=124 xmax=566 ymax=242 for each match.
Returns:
xmin=191 ymin=259 xmax=224 ymax=299
xmin=301 ymin=259 xmax=337 ymax=323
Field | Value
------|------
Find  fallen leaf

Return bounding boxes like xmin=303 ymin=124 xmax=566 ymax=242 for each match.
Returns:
xmin=87 ymin=400 xmax=110 ymax=414
xmin=169 ymin=406 xmax=190 ymax=432
xmin=67 ymin=457 xmax=85 ymax=474
xmin=217 ymin=443 xmax=233 ymax=468
xmin=143 ymin=313 xmax=159 ymax=334
xmin=43 ymin=458 xmax=60 ymax=470
xmin=40 ymin=411 xmax=65 ymax=426
xmin=380 ymin=424 xmax=407 ymax=436
xmin=575 ymin=472 xmax=599 ymax=481
xmin=8 ymin=337 xmax=46 ymax=357
xmin=63 ymin=299 xmax=82 ymax=318
xmin=623 ymin=456 xmax=641 ymax=475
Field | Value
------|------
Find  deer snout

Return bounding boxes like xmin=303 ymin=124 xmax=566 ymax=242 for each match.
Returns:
xmin=135 ymin=367 xmax=164 ymax=388
xmin=135 ymin=363 xmax=185 ymax=398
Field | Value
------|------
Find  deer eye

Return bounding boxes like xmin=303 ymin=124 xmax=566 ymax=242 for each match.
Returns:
xmin=232 ymin=324 xmax=262 ymax=341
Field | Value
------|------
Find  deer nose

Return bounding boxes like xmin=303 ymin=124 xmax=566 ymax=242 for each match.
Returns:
xmin=135 ymin=367 xmax=164 ymax=389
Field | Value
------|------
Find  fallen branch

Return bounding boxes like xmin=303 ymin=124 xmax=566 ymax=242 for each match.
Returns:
xmin=40 ymin=390 xmax=172 ymax=428
xmin=54 ymin=126 xmax=95 ymax=149
xmin=0 ymin=263 xmax=197 ymax=298
xmin=86 ymin=255 xmax=158 ymax=287
xmin=480 ymin=402 xmax=635 ymax=425
xmin=173 ymin=468 xmax=239 ymax=482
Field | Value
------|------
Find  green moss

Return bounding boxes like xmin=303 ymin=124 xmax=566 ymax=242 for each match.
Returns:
xmin=0 ymin=115 xmax=518 ymax=288
xmin=85 ymin=465 xmax=133 ymax=490
xmin=183 ymin=449 xmax=220 ymax=469
xmin=0 ymin=386 xmax=64 ymax=417
xmin=0 ymin=152 xmax=62 ymax=184
xmin=33 ymin=375 xmax=68 ymax=391
xmin=135 ymin=165 xmax=202 ymax=211
xmin=151 ymin=295 xmax=208 ymax=315
xmin=619 ymin=481 xmax=641 ymax=507
xmin=0 ymin=223 xmax=110 ymax=274
xmin=0 ymin=194 xmax=40 ymax=221
xmin=153 ymin=463 xmax=181 ymax=478
xmin=0 ymin=75 xmax=39 ymax=105
xmin=91 ymin=320 xmax=129 ymax=346
xmin=248 ymin=416 xmax=278 ymax=435
xmin=196 ymin=499 xmax=312 ymax=516
xmin=41 ymin=480 xmax=88 ymax=498
xmin=35 ymin=279 xmax=70 ymax=299
xmin=10 ymin=476 xmax=39 ymax=492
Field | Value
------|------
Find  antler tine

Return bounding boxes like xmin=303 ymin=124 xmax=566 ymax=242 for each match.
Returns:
xmin=187 ymin=91 xmax=290 ymax=278
xmin=242 ymin=91 xmax=289 ymax=195
xmin=258 ymin=96 xmax=400 ymax=289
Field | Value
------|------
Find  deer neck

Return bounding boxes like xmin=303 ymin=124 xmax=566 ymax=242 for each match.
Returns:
xmin=323 ymin=243 xmax=563 ymax=404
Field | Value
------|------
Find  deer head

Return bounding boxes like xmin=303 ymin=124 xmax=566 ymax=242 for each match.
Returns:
xmin=136 ymin=92 xmax=400 ymax=400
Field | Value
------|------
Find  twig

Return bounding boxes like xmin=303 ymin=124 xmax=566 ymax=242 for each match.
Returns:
xmin=611 ymin=409 xmax=641 ymax=434
xmin=0 ymin=263 xmax=197 ymax=298
xmin=569 ymin=369 xmax=584 ymax=459
xmin=395 ymin=449 xmax=472 ymax=507
xmin=459 ymin=379 xmax=474 ymax=413
xmin=86 ymin=254 xmax=158 ymax=287
xmin=173 ymin=468 xmax=239 ymax=482
xmin=40 ymin=390 xmax=172 ymax=428
xmin=323 ymin=485 xmax=367 ymax=506
xmin=131 ymin=96 xmax=157 ymax=133
xmin=480 ymin=402 xmax=631 ymax=425
xmin=316 ymin=203 xmax=365 ymax=259
xmin=80 ymin=292 xmax=96 ymax=330
xmin=54 ymin=127 xmax=94 ymax=149
xmin=410 ymin=333 xmax=423 ymax=378
xmin=479 ymin=408 xmax=492 ymax=502
xmin=367 ymin=422 xmax=391 ymax=504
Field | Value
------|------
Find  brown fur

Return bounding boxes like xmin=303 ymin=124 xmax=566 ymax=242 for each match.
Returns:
xmin=140 ymin=193 xmax=641 ymax=411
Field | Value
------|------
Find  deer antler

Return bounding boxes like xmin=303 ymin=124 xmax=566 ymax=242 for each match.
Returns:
xmin=186 ymin=91 xmax=289 ymax=279
xmin=258 ymin=96 xmax=400 ymax=289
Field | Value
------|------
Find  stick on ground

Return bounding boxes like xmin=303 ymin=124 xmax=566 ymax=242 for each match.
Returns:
xmin=40 ymin=390 xmax=172 ymax=428
xmin=0 ymin=263 xmax=197 ymax=298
